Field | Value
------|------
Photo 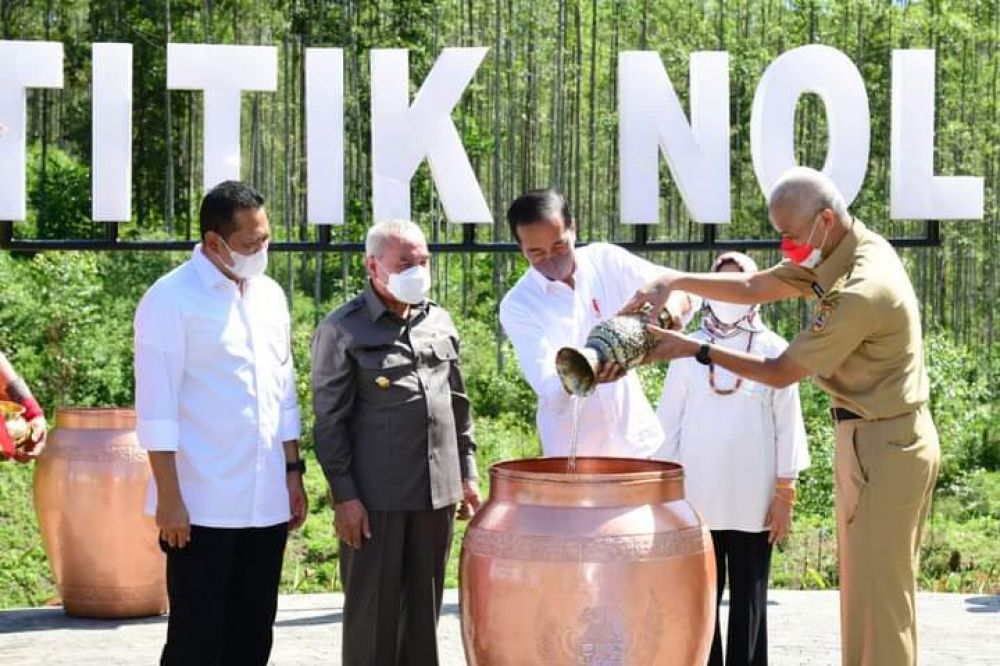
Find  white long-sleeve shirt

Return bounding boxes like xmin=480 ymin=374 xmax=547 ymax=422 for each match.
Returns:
xmin=133 ymin=246 xmax=301 ymax=528
xmin=500 ymin=243 xmax=695 ymax=458
xmin=654 ymin=327 xmax=810 ymax=532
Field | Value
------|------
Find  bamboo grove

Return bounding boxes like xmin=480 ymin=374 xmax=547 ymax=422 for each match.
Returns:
xmin=2 ymin=0 xmax=998 ymax=357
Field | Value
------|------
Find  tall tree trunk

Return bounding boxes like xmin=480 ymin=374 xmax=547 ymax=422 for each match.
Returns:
xmin=164 ymin=0 xmax=175 ymax=233
xmin=587 ymin=0 xmax=597 ymax=237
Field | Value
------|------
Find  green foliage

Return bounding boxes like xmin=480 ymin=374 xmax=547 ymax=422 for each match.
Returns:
xmin=945 ymin=468 xmax=1000 ymax=522
xmin=0 ymin=250 xmax=183 ymax=408
xmin=280 ymin=454 xmax=338 ymax=593
xmin=471 ymin=414 xmax=542 ymax=479
xmin=2 ymin=0 xmax=997 ymax=351
xmin=1 ymin=0 xmax=999 ymax=607
xmin=793 ymin=380 xmax=837 ymax=518
xmin=1 ymin=252 xmax=124 ymax=406
xmin=2 ymin=250 xmax=998 ymax=604
xmin=0 ymin=462 xmax=56 ymax=608
xmin=919 ymin=510 xmax=1000 ymax=594
xmin=0 ymin=274 xmax=998 ymax=609
xmin=454 ymin=317 xmax=536 ymax=425
xmin=637 ymin=362 xmax=667 ymax=406
xmin=27 ymin=144 xmax=100 ymax=241
xmin=770 ymin=514 xmax=839 ymax=590
xmin=925 ymin=333 xmax=1000 ymax=482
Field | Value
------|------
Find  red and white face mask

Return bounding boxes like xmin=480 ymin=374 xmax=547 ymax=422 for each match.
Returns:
xmin=780 ymin=216 xmax=829 ymax=269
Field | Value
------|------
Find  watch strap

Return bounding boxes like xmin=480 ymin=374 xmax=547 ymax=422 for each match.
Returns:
xmin=695 ymin=343 xmax=712 ymax=366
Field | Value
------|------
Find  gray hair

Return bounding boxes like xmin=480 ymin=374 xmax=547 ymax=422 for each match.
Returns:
xmin=768 ymin=166 xmax=849 ymax=223
xmin=365 ymin=219 xmax=427 ymax=258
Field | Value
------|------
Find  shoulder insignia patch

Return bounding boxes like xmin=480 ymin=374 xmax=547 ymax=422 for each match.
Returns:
xmin=812 ymin=302 xmax=835 ymax=332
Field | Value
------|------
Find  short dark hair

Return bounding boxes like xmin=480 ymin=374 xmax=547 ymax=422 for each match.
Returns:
xmin=199 ymin=181 xmax=265 ymax=240
xmin=506 ymin=189 xmax=573 ymax=243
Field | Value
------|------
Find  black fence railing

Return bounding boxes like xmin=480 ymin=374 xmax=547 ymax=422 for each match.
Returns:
xmin=0 ymin=220 xmax=942 ymax=253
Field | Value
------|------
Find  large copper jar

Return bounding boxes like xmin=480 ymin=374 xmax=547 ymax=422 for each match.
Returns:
xmin=33 ymin=407 xmax=167 ymax=618
xmin=460 ymin=457 xmax=715 ymax=665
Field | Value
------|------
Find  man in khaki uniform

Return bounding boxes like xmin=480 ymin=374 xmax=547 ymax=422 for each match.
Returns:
xmin=626 ymin=166 xmax=940 ymax=665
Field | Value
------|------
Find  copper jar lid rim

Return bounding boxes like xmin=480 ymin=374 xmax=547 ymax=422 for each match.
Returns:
xmin=55 ymin=407 xmax=137 ymax=430
xmin=490 ymin=457 xmax=683 ymax=484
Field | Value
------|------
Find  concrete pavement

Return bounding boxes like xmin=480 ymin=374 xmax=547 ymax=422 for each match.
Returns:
xmin=1 ymin=590 xmax=997 ymax=664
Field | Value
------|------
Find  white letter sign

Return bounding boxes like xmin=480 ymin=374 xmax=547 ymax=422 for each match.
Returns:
xmin=0 ymin=41 xmax=63 ymax=220
xmin=167 ymin=44 xmax=277 ymax=191
xmin=371 ymin=47 xmax=491 ymax=224
xmin=750 ymin=45 xmax=870 ymax=204
xmin=92 ymin=43 xmax=132 ymax=221
xmin=305 ymin=48 xmax=344 ymax=225
xmin=890 ymin=50 xmax=984 ymax=220
xmin=619 ymin=51 xmax=730 ymax=224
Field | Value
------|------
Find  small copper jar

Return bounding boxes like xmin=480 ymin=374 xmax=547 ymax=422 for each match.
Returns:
xmin=33 ymin=407 xmax=167 ymax=618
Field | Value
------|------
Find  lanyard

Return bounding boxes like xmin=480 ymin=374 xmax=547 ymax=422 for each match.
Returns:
xmin=708 ymin=333 xmax=754 ymax=396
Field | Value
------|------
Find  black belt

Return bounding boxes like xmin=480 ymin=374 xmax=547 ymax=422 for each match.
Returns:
xmin=831 ymin=407 xmax=863 ymax=422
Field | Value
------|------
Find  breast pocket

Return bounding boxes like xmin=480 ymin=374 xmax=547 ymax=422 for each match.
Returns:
xmin=420 ymin=337 xmax=459 ymax=389
xmin=354 ymin=349 xmax=419 ymax=406
xmin=422 ymin=337 xmax=458 ymax=365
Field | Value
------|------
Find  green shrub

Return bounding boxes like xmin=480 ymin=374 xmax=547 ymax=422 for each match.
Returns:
xmin=0 ymin=462 xmax=55 ymax=607
xmin=1 ymin=254 xmax=998 ymax=606
xmin=925 ymin=333 xmax=1000 ymax=483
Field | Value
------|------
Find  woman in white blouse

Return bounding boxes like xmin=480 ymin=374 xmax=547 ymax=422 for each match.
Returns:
xmin=654 ymin=251 xmax=810 ymax=666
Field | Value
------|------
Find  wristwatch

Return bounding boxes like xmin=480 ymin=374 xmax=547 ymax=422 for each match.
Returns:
xmin=286 ymin=459 xmax=306 ymax=475
xmin=695 ymin=343 xmax=712 ymax=366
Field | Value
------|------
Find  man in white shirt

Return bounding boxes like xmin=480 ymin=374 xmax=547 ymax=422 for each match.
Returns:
xmin=499 ymin=189 xmax=696 ymax=457
xmin=134 ymin=181 xmax=307 ymax=666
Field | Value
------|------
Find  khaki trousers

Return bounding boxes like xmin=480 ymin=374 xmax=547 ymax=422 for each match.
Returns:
xmin=833 ymin=406 xmax=940 ymax=666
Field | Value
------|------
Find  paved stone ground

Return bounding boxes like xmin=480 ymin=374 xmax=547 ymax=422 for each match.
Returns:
xmin=0 ymin=590 xmax=997 ymax=664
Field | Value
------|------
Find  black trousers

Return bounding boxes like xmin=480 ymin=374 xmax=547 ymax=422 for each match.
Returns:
xmin=339 ymin=506 xmax=455 ymax=666
xmin=708 ymin=530 xmax=773 ymax=666
xmin=159 ymin=522 xmax=289 ymax=666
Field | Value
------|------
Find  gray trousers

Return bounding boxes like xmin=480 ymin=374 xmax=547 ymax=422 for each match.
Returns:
xmin=340 ymin=506 xmax=455 ymax=666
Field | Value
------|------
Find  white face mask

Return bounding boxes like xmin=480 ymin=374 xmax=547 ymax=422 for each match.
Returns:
xmin=221 ymin=237 xmax=268 ymax=279
xmin=706 ymin=299 xmax=752 ymax=325
xmin=384 ymin=264 xmax=431 ymax=305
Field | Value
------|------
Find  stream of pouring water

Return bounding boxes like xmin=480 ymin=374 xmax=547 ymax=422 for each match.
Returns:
xmin=567 ymin=395 xmax=584 ymax=473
